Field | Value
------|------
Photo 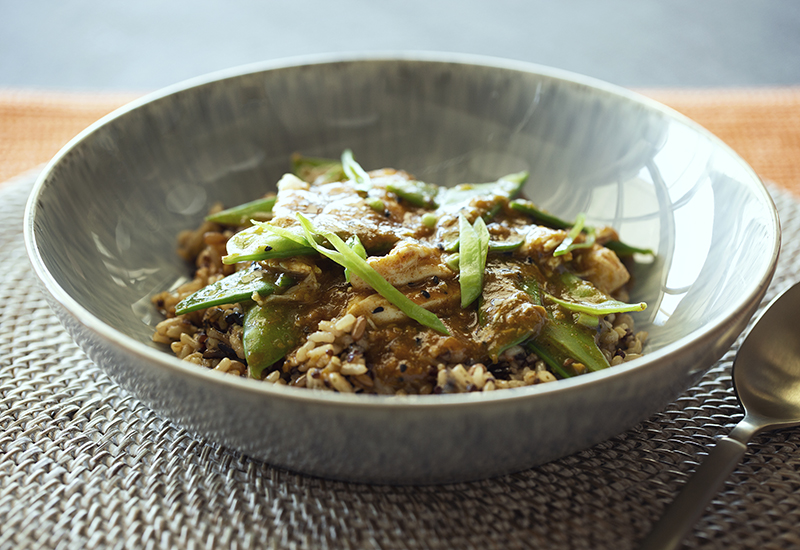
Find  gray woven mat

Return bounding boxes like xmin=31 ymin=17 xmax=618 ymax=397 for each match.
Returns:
xmin=3 ymin=170 xmax=800 ymax=550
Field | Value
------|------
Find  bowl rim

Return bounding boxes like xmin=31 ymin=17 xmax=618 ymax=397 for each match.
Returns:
xmin=23 ymin=50 xmax=781 ymax=410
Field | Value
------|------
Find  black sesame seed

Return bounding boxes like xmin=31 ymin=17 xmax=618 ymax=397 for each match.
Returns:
xmin=264 ymin=245 xmax=273 ymax=252
xmin=218 ymin=341 xmax=235 ymax=356
xmin=399 ymin=363 xmax=408 ymax=372
xmin=421 ymin=290 xmax=431 ymax=299
xmin=372 ymin=306 xmax=384 ymax=314
xmin=433 ymin=276 xmax=439 ymax=284
xmin=437 ymin=244 xmax=445 ymax=251
xmin=224 ymin=310 xmax=244 ymax=326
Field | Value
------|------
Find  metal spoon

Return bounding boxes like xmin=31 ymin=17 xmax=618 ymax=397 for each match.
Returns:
xmin=640 ymin=282 xmax=800 ymax=550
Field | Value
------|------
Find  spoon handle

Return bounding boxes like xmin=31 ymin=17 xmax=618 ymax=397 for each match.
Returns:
xmin=639 ymin=436 xmax=748 ymax=550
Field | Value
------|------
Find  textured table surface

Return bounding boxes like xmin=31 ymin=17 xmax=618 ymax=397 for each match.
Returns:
xmin=2 ymin=169 xmax=800 ymax=549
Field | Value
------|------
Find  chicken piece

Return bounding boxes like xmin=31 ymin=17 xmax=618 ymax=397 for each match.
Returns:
xmin=270 ymin=172 xmax=421 ymax=250
xmin=576 ymin=244 xmax=630 ymax=294
xmin=349 ymin=240 xmax=455 ymax=291
xmin=476 ymin=259 xmax=548 ymax=359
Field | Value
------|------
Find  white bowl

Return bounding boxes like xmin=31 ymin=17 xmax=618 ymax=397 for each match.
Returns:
xmin=24 ymin=53 xmax=780 ymax=484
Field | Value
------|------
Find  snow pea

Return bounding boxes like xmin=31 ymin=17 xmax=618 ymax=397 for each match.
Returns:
xmin=521 ymin=278 xmax=610 ymax=377
xmin=385 ymin=171 xmax=528 ymax=213
xmin=205 ymin=197 xmax=276 ymax=225
xmin=436 ymin=171 xmax=528 ymax=214
xmin=549 ymin=271 xmax=646 ymax=315
xmin=175 ymin=263 xmax=294 ymax=315
xmin=243 ymin=301 xmax=302 ymax=379
xmin=386 ymin=179 xmax=439 ymax=208
xmin=223 ymin=223 xmax=314 ymax=264
xmin=458 ymin=214 xmax=490 ymax=308
xmin=291 ymin=154 xmax=346 ymax=184
xmin=509 ymin=199 xmax=572 ymax=229
xmin=509 ymin=199 xmax=654 ymax=256
xmin=604 ymin=240 xmax=654 ymax=256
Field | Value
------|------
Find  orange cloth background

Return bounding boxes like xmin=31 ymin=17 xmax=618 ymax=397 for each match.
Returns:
xmin=1 ymin=88 xmax=799 ymax=194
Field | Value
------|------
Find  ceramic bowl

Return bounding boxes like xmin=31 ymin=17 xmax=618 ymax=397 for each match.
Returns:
xmin=24 ymin=53 xmax=780 ymax=484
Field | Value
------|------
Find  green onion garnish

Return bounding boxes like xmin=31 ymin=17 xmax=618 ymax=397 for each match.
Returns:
xmin=296 ymin=214 xmax=450 ymax=335
xmin=342 ymin=149 xmax=370 ymax=187
xmin=553 ymin=213 xmax=596 ymax=257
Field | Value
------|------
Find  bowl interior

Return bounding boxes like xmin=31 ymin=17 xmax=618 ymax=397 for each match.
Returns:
xmin=29 ymin=56 xmax=778 ymax=374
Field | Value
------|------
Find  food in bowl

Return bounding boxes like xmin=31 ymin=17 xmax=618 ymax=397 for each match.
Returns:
xmin=152 ymin=151 xmax=649 ymax=395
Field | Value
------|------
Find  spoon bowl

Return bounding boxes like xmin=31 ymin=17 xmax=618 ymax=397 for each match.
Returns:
xmin=641 ymin=282 xmax=800 ymax=550
xmin=734 ymin=284 xmax=800 ymax=426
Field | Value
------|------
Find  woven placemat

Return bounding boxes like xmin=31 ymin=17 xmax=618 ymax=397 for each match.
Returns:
xmin=1 ymin=170 xmax=799 ymax=550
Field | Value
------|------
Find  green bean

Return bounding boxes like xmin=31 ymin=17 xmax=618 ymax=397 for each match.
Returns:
xmin=243 ymin=301 xmax=302 ymax=379
xmin=205 ymin=197 xmax=276 ymax=225
xmin=175 ymin=263 xmax=294 ymax=315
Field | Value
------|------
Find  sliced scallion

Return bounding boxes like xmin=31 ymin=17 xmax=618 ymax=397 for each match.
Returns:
xmin=553 ymin=213 xmax=596 ymax=257
xmin=344 ymin=235 xmax=367 ymax=284
xmin=342 ymin=149 xmax=370 ymax=187
xmin=296 ymin=214 xmax=450 ymax=335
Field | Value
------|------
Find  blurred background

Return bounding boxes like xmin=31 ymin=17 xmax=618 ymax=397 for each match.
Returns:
xmin=2 ymin=0 xmax=800 ymax=91
xmin=1 ymin=0 xmax=799 ymax=187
